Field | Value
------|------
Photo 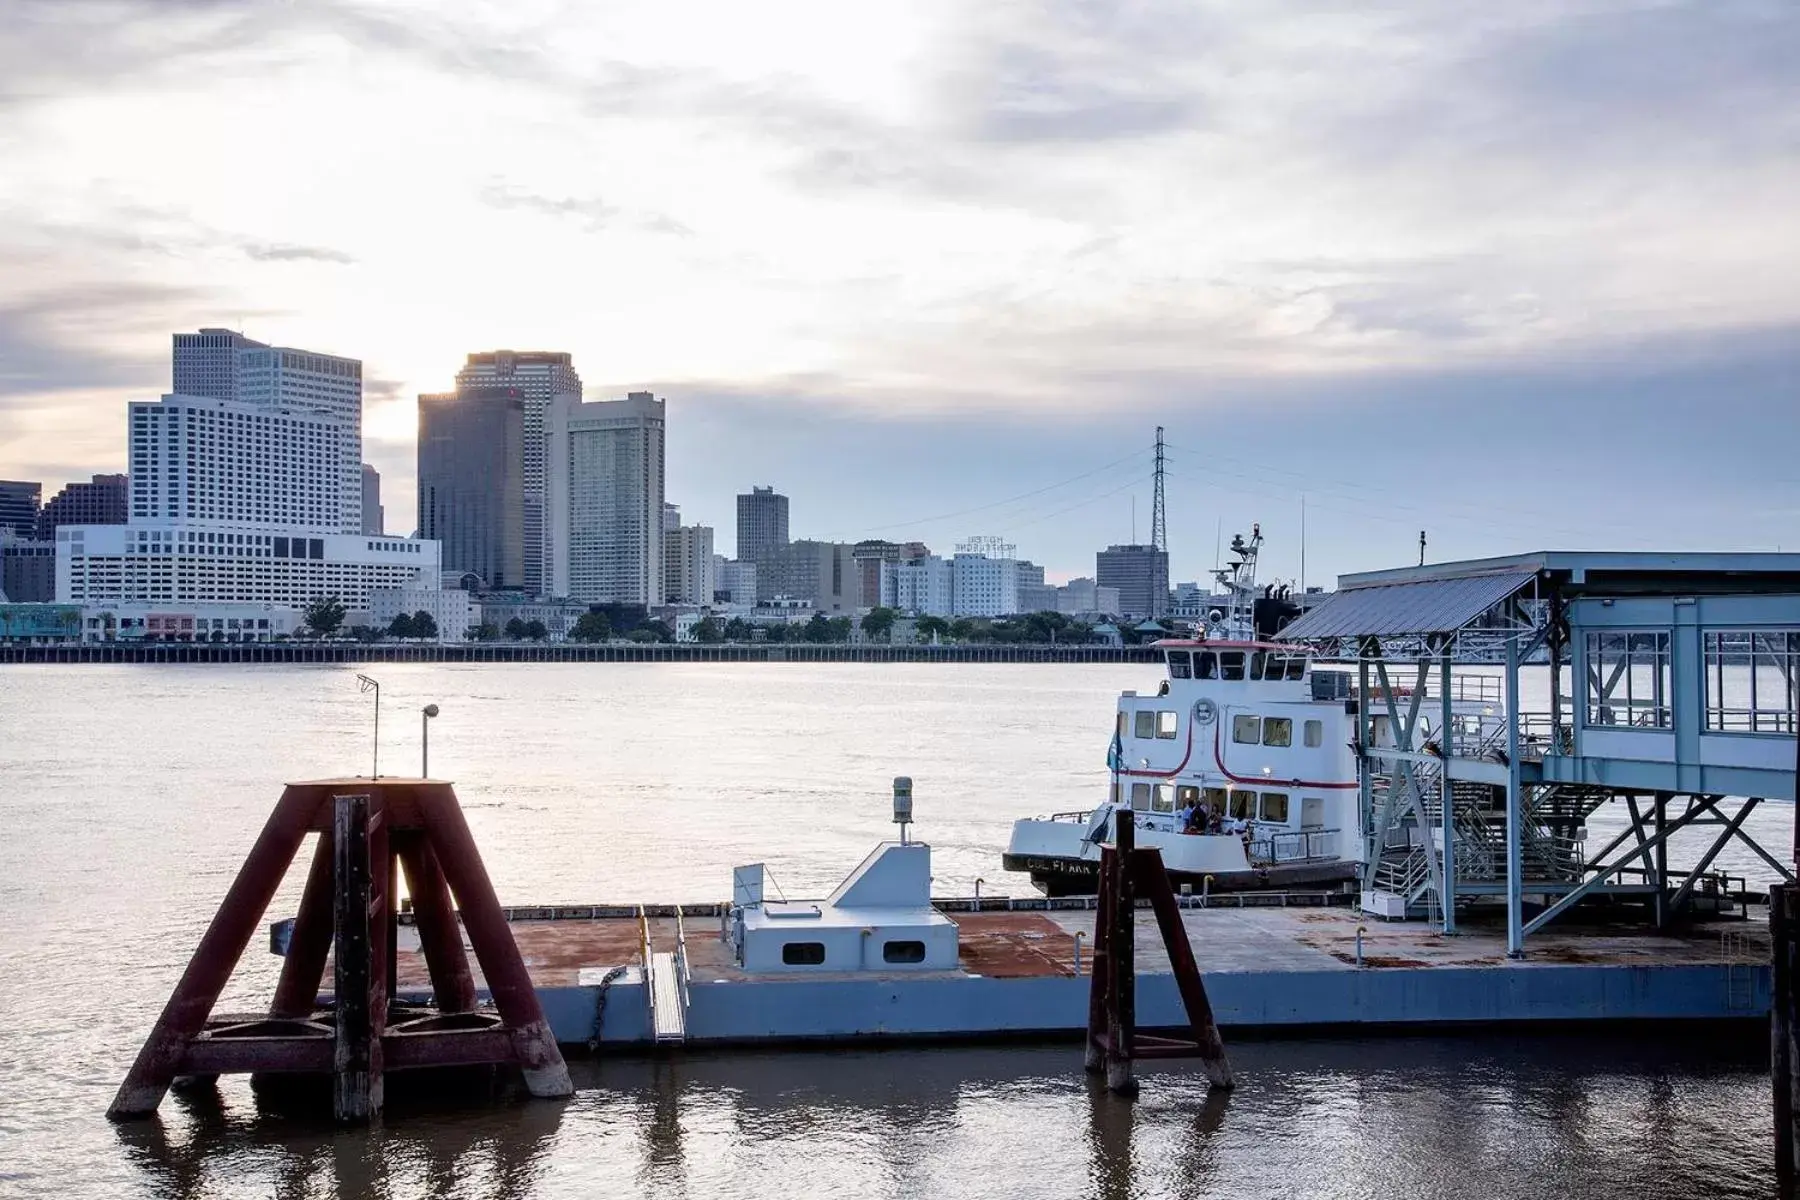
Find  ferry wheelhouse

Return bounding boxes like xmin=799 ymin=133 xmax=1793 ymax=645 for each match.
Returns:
xmin=1002 ymin=636 xmax=1365 ymax=896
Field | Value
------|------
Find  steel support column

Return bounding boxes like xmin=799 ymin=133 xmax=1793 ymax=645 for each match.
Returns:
xmin=1439 ymin=641 xmax=1456 ymax=934
xmin=1505 ymin=634 xmax=1524 ymax=957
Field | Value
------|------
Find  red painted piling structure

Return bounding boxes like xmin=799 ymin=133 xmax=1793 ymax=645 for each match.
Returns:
xmin=1085 ymin=811 xmax=1234 ymax=1096
xmin=107 ymin=778 xmax=572 ymax=1123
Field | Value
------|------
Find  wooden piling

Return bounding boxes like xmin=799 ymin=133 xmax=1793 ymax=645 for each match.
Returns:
xmin=332 ymin=795 xmax=374 ymax=1122
xmin=1105 ymin=812 xmax=1138 ymax=1096
xmin=1776 ymin=883 xmax=1800 ymax=1197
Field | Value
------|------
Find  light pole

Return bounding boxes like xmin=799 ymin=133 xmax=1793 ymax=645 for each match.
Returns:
xmin=356 ymin=674 xmax=380 ymax=778
xmin=422 ymin=704 xmax=439 ymax=777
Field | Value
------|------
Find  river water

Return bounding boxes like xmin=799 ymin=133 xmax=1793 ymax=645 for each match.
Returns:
xmin=0 ymin=662 xmax=1781 ymax=1197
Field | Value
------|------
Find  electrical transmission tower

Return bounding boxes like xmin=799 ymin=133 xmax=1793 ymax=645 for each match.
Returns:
xmin=1151 ymin=426 xmax=1168 ymax=553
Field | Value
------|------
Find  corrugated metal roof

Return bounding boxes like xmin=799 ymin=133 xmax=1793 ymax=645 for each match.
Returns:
xmin=1279 ymin=570 xmax=1537 ymax=640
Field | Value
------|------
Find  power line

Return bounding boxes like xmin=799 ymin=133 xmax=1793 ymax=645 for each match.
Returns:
xmin=818 ymin=444 xmax=1152 ymax=539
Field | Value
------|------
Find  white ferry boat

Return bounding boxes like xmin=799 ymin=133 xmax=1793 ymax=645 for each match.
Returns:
xmin=1004 ymin=528 xmax=1451 ymax=898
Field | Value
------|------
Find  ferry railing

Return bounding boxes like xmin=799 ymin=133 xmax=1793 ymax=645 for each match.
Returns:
xmin=1249 ymin=828 xmax=1340 ymax=865
xmin=674 ymin=908 xmax=691 ymax=1013
xmin=638 ymin=905 xmax=655 ymax=1031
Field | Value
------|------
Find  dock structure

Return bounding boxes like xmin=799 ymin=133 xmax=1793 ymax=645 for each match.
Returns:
xmin=1279 ymin=551 xmax=1800 ymax=953
xmin=108 ymin=779 xmax=572 ymax=1123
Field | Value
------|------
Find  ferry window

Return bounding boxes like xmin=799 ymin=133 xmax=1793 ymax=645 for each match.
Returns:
xmin=1177 ymin=785 xmax=1200 ymax=808
xmin=1153 ymin=784 xmax=1175 ymax=813
xmin=1228 ymin=790 xmax=1255 ymax=819
xmin=1203 ymin=786 xmax=1228 ymax=813
xmin=1135 ymin=710 xmax=1156 ymax=739
xmin=1260 ymin=792 xmax=1290 ymax=823
xmin=1130 ymin=783 xmax=1152 ymax=811
xmin=1232 ymin=714 xmax=1261 ymax=744
xmin=1248 ymin=652 xmax=1266 ymax=680
xmin=1157 ymin=710 xmax=1178 ymax=739
xmin=883 ymin=940 xmax=926 ymax=964
xmin=782 ymin=942 xmax=826 ymax=966
xmin=1220 ymin=652 xmax=1246 ymax=680
xmin=1304 ymin=720 xmax=1323 ymax=748
xmin=1196 ymin=652 xmax=1218 ymax=679
xmin=1169 ymin=652 xmax=1192 ymax=679
xmin=1263 ymin=717 xmax=1293 ymax=747
xmin=1286 ymin=657 xmax=1307 ymax=681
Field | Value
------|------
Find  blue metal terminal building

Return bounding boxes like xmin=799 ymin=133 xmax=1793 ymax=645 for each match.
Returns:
xmin=1281 ymin=551 xmax=1800 ymax=954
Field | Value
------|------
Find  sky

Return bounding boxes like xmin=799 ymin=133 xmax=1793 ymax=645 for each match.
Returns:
xmin=1 ymin=0 xmax=1796 ymax=585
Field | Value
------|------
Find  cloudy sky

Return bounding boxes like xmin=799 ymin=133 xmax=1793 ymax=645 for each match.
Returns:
xmin=2 ymin=0 xmax=1795 ymax=583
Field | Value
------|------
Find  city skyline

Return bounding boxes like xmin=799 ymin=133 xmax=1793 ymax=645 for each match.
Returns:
xmin=2 ymin=2 xmax=1796 ymax=584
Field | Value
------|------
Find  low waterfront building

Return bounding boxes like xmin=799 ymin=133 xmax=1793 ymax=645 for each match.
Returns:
xmin=0 ymin=603 xmax=84 ymax=643
xmin=57 ymin=525 xmax=441 ymax=610
xmin=1 ymin=532 xmax=56 ymax=603
xmin=476 ymin=595 xmax=591 ymax=641
xmin=368 ymin=579 xmax=475 ymax=641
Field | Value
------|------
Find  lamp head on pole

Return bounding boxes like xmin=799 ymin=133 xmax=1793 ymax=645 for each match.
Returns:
xmin=356 ymin=674 xmax=379 ymax=695
xmin=423 ymin=703 xmax=440 ymax=719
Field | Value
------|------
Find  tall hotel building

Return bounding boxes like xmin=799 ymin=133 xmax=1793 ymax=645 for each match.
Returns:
xmin=417 ymin=386 xmax=527 ymax=591
xmin=454 ymin=351 xmax=581 ymax=595
xmin=57 ymin=333 xmax=440 ymax=612
xmin=547 ymin=391 xmax=665 ymax=605
xmin=172 ymin=329 xmax=364 ymax=531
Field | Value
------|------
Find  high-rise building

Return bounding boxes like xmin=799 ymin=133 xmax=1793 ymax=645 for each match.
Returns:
xmin=172 ymin=329 xmax=363 ymax=532
xmin=757 ymin=540 xmax=858 ymax=611
xmin=717 ymin=559 xmax=757 ymax=604
xmin=663 ymin=502 xmax=681 ymax=533
xmin=1096 ymin=544 xmax=1170 ymax=618
xmin=0 ymin=481 xmax=40 ymax=539
xmin=736 ymin=486 xmax=789 ymax=563
xmin=547 ymin=391 xmax=665 ymax=605
xmin=417 ymin=387 xmax=527 ymax=591
xmin=361 ymin=464 xmax=384 ymax=535
xmin=37 ymin=474 xmax=127 ymax=540
xmin=664 ymin=524 xmax=717 ymax=604
xmin=951 ymin=552 xmax=1020 ymax=617
xmin=852 ymin=540 xmax=911 ymax=610
xmin=128 ymin=395 xmax=349 ymax=532
xmin=455 ymin=351 xmax=582 ymax=594
xmin=882 ymin=555 xmax=952 ymax=617
xmin=1 ymin=530 xmax=56 ymax=602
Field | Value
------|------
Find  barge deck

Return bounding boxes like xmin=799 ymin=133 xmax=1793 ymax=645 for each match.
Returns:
xmin=381 ymin=905 xmax=1771 ymax=1047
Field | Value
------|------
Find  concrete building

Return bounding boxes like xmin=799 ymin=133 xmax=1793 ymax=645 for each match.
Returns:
xmin=1096 ymin=543 xmax=1170 ymax=618
xmin=853 ymin=540 xmax=928 ymax=610
xmin=37 ymin=474 xmax=127 ymax=540
xmin=172 ymin=328 xmax=364 ymax=532
xmin=663 ymin=502 xmax=681 ymax=533
xmin=68 ymin=601 xmax=305 ymax=643
xmin=1 ymin=532 xmax=56 ymax=603
xmin=736 ymin=486 xmax=789 ymax=563
xmin=476 ymin=596 xmax=591 ymax=641
xmin=57 ymin=525 xmax=440 ymax=610
xmin=882 ymin=555 xmax=953 ymax=617
xmin=757 ymin=540 xmax=858 ymax=612
xmin=0 ymin=602 xmax=87 ymax=642
xmin=417 ymin=386 xmax=527 ymax=591
xmin=0 ymin=481 xmax=40 ymax=539
xmin=1016 ymin=560 xmax=1056 ymax=614
xmin=717 ymin=559 xmax=758 ymax=605
xmin=547 ymin=391 xmax=666 ymax=605
xmin=664 ymin=524 xmax=717 ymax=605
xmin=1056 ymin=577 xmax=1123 ymax=617
xmin=128 ymin=394 xmax=351 ymax=533
xmin=361 ymin=464 xmax=384 ymax=535
xmin=454 ymin=350 xmax=582 ymax=594
xmin=951 ymin=551 xmax=1019 ymax=618
xmin=368 ymin=581 xmax=474 ymax=642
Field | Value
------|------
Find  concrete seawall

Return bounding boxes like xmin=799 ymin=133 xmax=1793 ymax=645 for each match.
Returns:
xmin=0 ymin=642 xmax=1161 ymax=666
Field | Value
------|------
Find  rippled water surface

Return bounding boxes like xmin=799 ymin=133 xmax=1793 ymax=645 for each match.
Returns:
xmin=0 ymin=663 xmax=1781 ymax=1198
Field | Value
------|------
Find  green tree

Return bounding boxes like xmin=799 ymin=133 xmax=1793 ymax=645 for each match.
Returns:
xmin=916 ymin=615 xmax=951 ymax=643
xmin=304 ymin=595 xmax=347 ymax=638
xmin=411 ymin=610 xmax=439 ymax=639
xmin=388 ymin=612 xmax=416 ymax=639
xmin=826 ymin=616 xmax=853 ymax=643
xmin=802 ymin=613 xmax=833 ymax=643
xmin=525 ymin=619 xmax=548 ymax=641
xmin=504 ymin=617 xmax=526 ymax=640
xmin=474 ymin=622 xmax=499 ymax=641
xmin=860 ymin=606 xmax=897 ymax=641
xmin=571 ymin=611 xmax=613 ymax=643
xmin=723 ymin=617 xmax=751 ymax=642
xmin=636 ymin=618 xmax=673 ymax=643
xmin=626 ymin=627 xmax=659 ymax=643
xmin=209 ymin=629 xmax=226 ymax=643
xmin=694 ymin=616 xmax=723 ymax=643
xmin=949 ymin=618 xmax=977 ymax=643
xmin=763 ymin=622 xmax=790 ymax=643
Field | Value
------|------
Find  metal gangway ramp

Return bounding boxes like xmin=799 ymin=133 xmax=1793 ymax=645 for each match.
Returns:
xmin=640 ymin=908 xmax=691 ymax=1045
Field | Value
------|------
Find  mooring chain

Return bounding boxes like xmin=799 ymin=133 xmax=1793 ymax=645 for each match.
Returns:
xmin=587 ymin=964 xmax=630 ymax=1053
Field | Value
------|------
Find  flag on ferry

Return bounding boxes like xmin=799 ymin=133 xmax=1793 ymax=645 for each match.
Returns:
xmin=1106 ymin=727 xmax=1123 ymax=773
